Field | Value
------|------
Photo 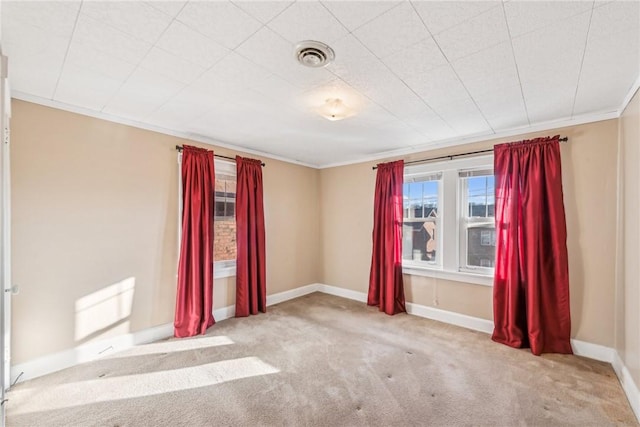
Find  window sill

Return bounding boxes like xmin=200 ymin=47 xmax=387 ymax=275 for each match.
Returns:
xmin=402 ymin=264 xmax=493 ymax=287
xmin=214 ymin=262 xmax=236 ymax=279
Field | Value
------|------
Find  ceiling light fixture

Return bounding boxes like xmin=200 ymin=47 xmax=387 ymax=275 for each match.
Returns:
xmin=317 ymin=98 xmax=354 ymax=121
xmin=295 ymin=40 xmax=335 ymax=68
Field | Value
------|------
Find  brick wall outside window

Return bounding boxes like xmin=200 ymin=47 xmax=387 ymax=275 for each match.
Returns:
xmin=214 ymin=219 xmax=236 ymax=262
xmin=214 ymin=174 xmax=237 ymax=262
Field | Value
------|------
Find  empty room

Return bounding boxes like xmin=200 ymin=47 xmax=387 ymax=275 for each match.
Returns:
xmin=0 ymin=0 xmax=639 ymax=425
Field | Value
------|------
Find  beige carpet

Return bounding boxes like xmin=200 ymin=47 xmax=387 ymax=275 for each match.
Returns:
xmin=7 ymin=292 xmax=638 ymax=426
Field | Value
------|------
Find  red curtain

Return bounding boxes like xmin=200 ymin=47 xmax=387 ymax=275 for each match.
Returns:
xmin=492 ymin=136 xmax=572 ymax=355
xmin=235 ymin=156 xmax=266 ymax=317
xmin=174 ymin=145 xmax=215 ymax=338
xmin=368 ymin=160 xmax=406 ymax=315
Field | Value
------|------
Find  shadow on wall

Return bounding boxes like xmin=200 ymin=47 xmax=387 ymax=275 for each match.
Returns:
xmin=74 ymin=277 xmax=136 ymax=345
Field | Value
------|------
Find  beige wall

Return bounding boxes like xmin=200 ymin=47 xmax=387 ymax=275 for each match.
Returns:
xmin=10 ymin=100 xmax=322 ymax=364
xmin=618 ymin=88 xmax=640 ymax=386
xmin=320 ymin=119 xmax=620 ymax=347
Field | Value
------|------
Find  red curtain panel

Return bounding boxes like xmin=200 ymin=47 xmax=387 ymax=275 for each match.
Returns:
xmin=492 ymin=136 xmax=572 ymax=355
xmin=368 ymin=160 xmax=406 ymax=315
xmin=174 ymin=145 xmax=215 ymax=338
xmin=235 ymin=156 xmax=266 ymax=317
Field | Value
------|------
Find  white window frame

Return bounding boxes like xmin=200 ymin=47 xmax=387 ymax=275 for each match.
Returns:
xmin=213 ymin=159 xmax=237 ymax=278
xmin=458 ymin=168 xmax=495 ymax=276
xmin=178 ymin=154 xmax=236 ymax=279
xmin=402 ymin=172 xmax=443 ymax=268
xmin=402 ymin=155 xmax=494 ymax=287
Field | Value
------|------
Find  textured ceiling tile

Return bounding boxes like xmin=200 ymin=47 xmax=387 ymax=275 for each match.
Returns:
xmin=177 ymin=1 xmax=262 ymax=50
xmin=522 ymin=83 xmax=575 ymax=122
xmin=588 ymin=0 xmax=640 ymax=38
xmin=232 ymin=1 xmax=294 ymax=24
xmin=452 ymin=42 xmax=519 ymax=98
xmin=140 ymin=47 xmax=206 ymax=85
xmin=512 ymin=11 xmax=591 ymax=85
xmin=267 ymin=1 xmax=349 ymax=44
xmin=1 ymin=1 xmax=80 ymax=39
xmin=191 ymin=52 xmax=272 ymax=97
xmin=574 ymin=24 xmax=639 ymax=115
xmin=403 ymin=109 xmax=456 ymax=141
xmin=434 ymin=6 xmax=510 ymax=62
xmin=64 ymin=40 xmax=137 ymax=82
xmin=382 ymin=37 xmax=448 ymax=81
xmin=321 ymin=1 xmax=401 ymax=32
xmin=573 ymin=73 xmax=633 ymax=115
xmin=145 ymin=1 xmax=187 ymax=18
xmin=146 ymin=86 xmax=217 ymax=129
xmin=504 ymin=0 xmax=594 ymax=38
xmin=54 ymin=64 xmax=124 ymax=111
xmin=473 ymin=85 xmax=528 ymax=129
xmin=325 ymin=35 xmax=393 ymax=95
xmin=236 ymin=27 xmax=335 ymax=89
xmin=80 ymin=2 xmax=173 ymax=44
xmin=103 ymin=68 xmax=185 ymax=119
xmin=580 ymin=28 xmax=639 ymax=84
xmin=250 ymin=74 xmax=304 ymax=109
xmin=434 ymin=97 xmax=491 ymax=134
xmin=73 ymin=14 xmax=151 ymax=65
xmin=483 ymin=109 xmax=529 ymax=131
xmin=1 ymin=22 xmax=69 ymax=98
xmin=412 ymin=1 xmax=501 ymax=35
xmin=367 ymin=77 xmax=430 ymax=118
xmin=155 ymin=21 xmax=230 ymax=69
xmin=404 ymin=65 xmax=470 ymax=110
xmin=353 ymin=2 xmax=430 ymax=59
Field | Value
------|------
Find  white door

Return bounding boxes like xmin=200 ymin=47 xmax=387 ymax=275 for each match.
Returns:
xmin=1 ymin=53 xmax=11 ymax=426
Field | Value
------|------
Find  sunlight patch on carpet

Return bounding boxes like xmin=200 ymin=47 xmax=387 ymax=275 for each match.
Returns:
xmin=9 ymin=357 xmax=279 ymax=415
xmin=109 ymin=335 xmax=235 ymax=358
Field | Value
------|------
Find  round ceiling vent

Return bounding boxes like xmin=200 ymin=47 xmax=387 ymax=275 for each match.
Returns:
xmin=295 ymin=41 xmax=335 ymax=68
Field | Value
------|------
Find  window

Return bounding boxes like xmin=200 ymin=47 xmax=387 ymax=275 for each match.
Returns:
xmin=177 ymin=155 xmax=237 ymax=278
xmin=402 ymin=173 xmax=442 ymax=265
xmin=459 ymin=171 xmax=495 ymax=273
xmin=214 ymin=161 xmax=237 ymax=265
xmin=402 ymin=155 xmax=494 ymax=285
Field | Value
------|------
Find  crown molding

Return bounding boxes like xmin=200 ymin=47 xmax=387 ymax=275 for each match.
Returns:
xmin=620 ymin=76 xmax=640 ymax=116
xmin=319 ymin=109 xmax=621 ymax=169
xmin=10 ymin=91 xmax=318 ymax=169
xmin=11 ymin=90 xmax=626 ymax=171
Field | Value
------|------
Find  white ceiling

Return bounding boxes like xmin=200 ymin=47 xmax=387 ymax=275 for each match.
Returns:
xmin=2 ymin=0 xmax=639 ymax=168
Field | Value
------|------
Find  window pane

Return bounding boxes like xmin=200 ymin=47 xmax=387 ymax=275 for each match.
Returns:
xmin=403 ymin=177 xmax=439 ymax=264
xmin=464 ymin=175 xmax=495 ymax=218
xmin=214 ymin=174 xmax=237 ymax=262
xmin=403 ymin=220 xmax=437 ymax=262
xmin=461 ymin=171 xmax=495 ymax=270
xmin=466 ymin=225 xmax=496 ymax=268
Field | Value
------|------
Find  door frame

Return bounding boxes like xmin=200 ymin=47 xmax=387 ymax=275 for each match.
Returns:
xmin=1 ymin=52 xmax=11 ymax=427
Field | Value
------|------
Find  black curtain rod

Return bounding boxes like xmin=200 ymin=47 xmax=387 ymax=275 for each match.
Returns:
xmin=372 ymin=136 xmax=568 ymax=170
xmin=175 ymin=145 xmax=265 ymax=167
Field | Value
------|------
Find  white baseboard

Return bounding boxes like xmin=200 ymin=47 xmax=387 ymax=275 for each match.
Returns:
xmin=317 ymin=284 xmax=367 ymax=302
xmin=10 ymin=283 xmax=321 ymax=385
xmin=570 ymin=339 xmax=615 ymax=363
xmin=406 ymin=302 xmax=494 ymax=334
xmin=10 ymin=322 xmax=173 ymax=385
xmin=613 ymin=351 xmax=640 ymax=421
xmin=213 ymin=305 xmax=235 ymax=321
xmin=266 ymin=283 xmax=321 ymax=306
